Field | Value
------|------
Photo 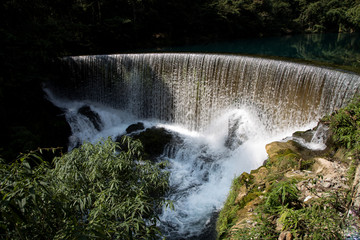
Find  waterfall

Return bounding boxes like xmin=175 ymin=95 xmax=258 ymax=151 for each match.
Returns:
xmin=46 ymin=53 xmax=360 ymax=239
xmin=49 ymin=53 xmax=360 ymax=133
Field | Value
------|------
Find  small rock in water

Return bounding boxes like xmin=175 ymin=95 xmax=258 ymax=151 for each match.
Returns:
xmin=126 ymin=122 xmax=145 ymax=134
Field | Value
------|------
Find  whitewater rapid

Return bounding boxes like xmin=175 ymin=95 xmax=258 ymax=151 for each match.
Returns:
xmin=45 ymin=89 xmax=319 ymax=239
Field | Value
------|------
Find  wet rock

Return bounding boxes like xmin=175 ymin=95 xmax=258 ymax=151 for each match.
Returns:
xmin=78 ymin=105 xmax=103 ymax=131
xmin=292 ymin=129 xmax=314 ymax=143
xmin=292 ymin=123 xmax=331 ymax=147
xmin=133 ymin=127 xmax=173 ymax=158
xmin=115 ymin=124 xmax=180 ymax=159
xmin=265 ymin=140 xmax=303 ymax=160
xmin=126 ymin=122 xmax=145 ymax=134
xmin=311 ymin=123 xmax=331 ymax=146
xmin=224 ymin=114 xmax=247 ymax=150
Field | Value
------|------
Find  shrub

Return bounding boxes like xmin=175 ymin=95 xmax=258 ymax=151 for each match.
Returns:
xmin=264 ymin=180 xmax=300 ymax=214
xmin=324 ymin=96 xmax=360 ymax=156
xmin=0 ymin=137 xmax=170 ymax=240
xmin=279 ymin=197 xmax=345 ymax=239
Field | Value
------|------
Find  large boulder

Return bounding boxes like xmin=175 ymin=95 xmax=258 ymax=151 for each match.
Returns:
xmin=292 ymin=122 xmax=331 ymax=148
xmin=126 ymin=122 xmax=145 ymax=134
xmin=133 ymin=127 xmax=173 ymax=158
xmin=265 ymin=140 xmax=302 ymax=160
xmin=116 ymin=125 xmax=175 ymax=159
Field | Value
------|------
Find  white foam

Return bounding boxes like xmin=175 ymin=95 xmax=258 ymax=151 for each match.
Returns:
xmin=45 ymin=90 xmax=318 ymax=238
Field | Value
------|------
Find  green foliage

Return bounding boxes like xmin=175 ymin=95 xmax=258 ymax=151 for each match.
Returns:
xmin=0 ymin=154 xmax=62 ymax=239
xmin=230 ymin=180 xmax=350 ymax=240
xmin=300 ymin=159 xmax=315 ymax=170
xmin=238 ymin=192 xmax=261 ymax=209
xmin=278 ymin=196 xmax=345 ymax=239
xmin=346 ymin=4 xmax=360 ymax=28
xmin=216 ymin=172 xmax=256 ymax=239
xmin=272 ymin=149 xmax=300 ymax=172
xmin=233 ymin=214 xmax=278 ymax=240
xmin=0 ymin=137 xmax=170 ymax=239
xmin=216 ymin=176 xmax=242 ymax=239
xmin=324 ymin=96 xmax=360 ymax=157
xmin=295 ymin=0 xmax=358 ymax=32
xmin=219 ymin=180 xmax=300 ymax=240
xmin=264 ymin=180 xmax=300 ymax=214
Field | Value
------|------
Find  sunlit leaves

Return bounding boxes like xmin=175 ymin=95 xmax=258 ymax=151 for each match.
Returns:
xmin=0 ymin=137 xmax=170 ymax=239
xmin=346 ymin=4 xmax=360 ymax=29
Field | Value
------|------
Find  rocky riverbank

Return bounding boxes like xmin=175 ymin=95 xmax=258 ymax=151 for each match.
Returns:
xmin=216 ymin=123 xmax=360 ymax=239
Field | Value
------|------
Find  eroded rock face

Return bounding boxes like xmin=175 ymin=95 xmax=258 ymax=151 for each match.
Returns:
xmin=292 ymin=129 xmax=314 ymax=142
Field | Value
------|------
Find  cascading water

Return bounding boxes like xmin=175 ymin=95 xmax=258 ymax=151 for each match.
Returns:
xmin=45 ymin=53 xmax=360 ymax=239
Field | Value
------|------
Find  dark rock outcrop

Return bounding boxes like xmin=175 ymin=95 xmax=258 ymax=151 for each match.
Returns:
xmin=78 ymin=105 xmax=103 ymax=131
xmin=116 ymin=124 xmax=175 ymax=159
xmin=133 ymin=127 xmax=173 ymax=158
xmin=126 ymin=122 xmax=145 ymax=134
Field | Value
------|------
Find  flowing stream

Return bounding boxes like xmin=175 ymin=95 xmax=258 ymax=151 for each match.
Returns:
xmin=46 ymin=53 xmax=360 ymax=239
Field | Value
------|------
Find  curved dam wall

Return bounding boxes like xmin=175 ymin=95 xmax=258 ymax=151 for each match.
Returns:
xmin=50 ymin=53 xmax=360 ymax=132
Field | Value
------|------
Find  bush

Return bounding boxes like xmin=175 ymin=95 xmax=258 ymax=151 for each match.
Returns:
xmin=0 ymin=137 xmax=170 ymax=240
xmin=232 ymin=180 xmax=348 ymax=240
xmin=279 ymin=200 xmax=344 ymax=239
xmin=324 ymin=96 xmax=360 ymax=156
xmin=264 ymin=180 xmax=300 ymax=214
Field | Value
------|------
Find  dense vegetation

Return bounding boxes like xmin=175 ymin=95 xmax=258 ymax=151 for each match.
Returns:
xmin=217 ymin=96 xmax=360 ymax=239
xmin=0 ymin=137 xmax=170 ymax=239
xmin=324 ymin=96 xmax=360 ymax=158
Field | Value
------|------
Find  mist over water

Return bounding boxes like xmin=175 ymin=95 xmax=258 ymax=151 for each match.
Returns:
xmin=46 ymin=53 xmax=360 ymax=239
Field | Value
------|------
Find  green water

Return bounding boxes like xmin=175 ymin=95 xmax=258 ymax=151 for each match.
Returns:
xmin=151 ymin=33 xmax=360 ymax=69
